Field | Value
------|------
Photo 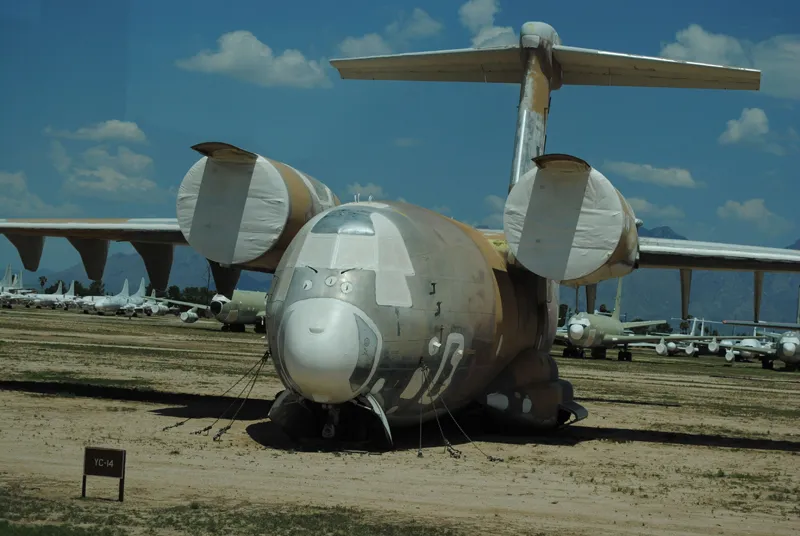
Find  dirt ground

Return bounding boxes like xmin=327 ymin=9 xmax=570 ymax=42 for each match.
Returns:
xmin=1 ymin=307 xmax=799 ymax=535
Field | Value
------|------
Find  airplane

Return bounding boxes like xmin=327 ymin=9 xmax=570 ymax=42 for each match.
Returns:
xmin=32 ymin=280 xmax=76 ymax=309
xmin=152 ymin=289 xmax=268 ymax=332
xmin=4 ymin=21 xmax=800 ymax=446
xmin=557 ymin=277 xmax=713 ymax=360
xmin=93 ymin=278 xmax=146 ymax=315
xmin=83 ymin=279 xmax=129 ymax=314
xmin=15 ymin=281 xmax=64 ymax=308
xmin=721 ymin=285 xmax=800 ymax=370
xmin=627 ymin=317 xmax=718 ymax=357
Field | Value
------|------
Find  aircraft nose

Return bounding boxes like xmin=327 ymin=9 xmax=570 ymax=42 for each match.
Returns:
xmin=280 ymin=298 xmax=381 ymax=404
xmin=568 ymin=323 xmax=584 ymax=340
xmin=782 ymin=342 xmax=796 ymax=356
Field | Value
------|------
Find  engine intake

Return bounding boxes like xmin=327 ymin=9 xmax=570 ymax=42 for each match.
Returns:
xmin=177 ymin=142 xmax=340 ymax=271
xmin=504 ymin=154 xmax=638 ymax=286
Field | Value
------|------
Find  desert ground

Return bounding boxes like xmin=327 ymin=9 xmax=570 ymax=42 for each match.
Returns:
xmin=1 ymin=307 xmax=799 ymax=535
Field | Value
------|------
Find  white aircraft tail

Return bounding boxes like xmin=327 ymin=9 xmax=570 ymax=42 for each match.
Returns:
xmin=116 ymin=279 xmax=129 ymax=297
xmin=1 ymin=264 xmax=11 ymax=287
xmin=53 ymin=281 xmax=63 ymax=295
xmin=65 ymin=280 xmax=75 ymax=297
xmin=611 ymin=278 xmax=623 ymax=321
xmin=796 ymin=284 xmax=800 ymax=325
xmin=135 ymin=277 xmax=146 ymax=297
xmin=331 ymin=24 xmax=759 ymax=287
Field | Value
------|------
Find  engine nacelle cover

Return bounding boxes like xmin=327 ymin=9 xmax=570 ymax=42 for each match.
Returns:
xmin=180 ymin=310 xmax=199 ymax=323
xmin=504 ymin=154 xmax=638 ymax=286
xmin=177 ymin=142 xmax=339 ymax=270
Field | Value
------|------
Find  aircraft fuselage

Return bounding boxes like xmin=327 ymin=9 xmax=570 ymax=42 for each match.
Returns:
xmin=265 ymin=201 xmax=583 ymax=437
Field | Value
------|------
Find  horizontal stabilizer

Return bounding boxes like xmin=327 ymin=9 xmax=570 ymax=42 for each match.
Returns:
xmin=331 ymin=46 xmax=523 ymax=83
xmin=330 ymin=44 xmax=760 ymax=91
xmin=554 ymin=45 xmax=760 ymax=90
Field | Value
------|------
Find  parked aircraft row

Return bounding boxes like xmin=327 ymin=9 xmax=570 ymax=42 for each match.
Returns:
xmin=3 ymin=21 xmax=800 ymax=445
xmin=0 ymin=266 xmax=268 ymax=333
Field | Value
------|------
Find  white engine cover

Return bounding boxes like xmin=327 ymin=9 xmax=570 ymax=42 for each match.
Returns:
xmin=504 ymin=154 xmax=638 ymax=286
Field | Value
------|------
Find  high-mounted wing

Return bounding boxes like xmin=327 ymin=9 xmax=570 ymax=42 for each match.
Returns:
xmin=0 ymin=142 xmax=340 ymax=296
xmin=0 ymin=218 xmax=185 ymax=293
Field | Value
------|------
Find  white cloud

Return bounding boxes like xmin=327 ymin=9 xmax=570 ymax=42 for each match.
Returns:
xmin=0 ymin=171 xmax=81 ymax=217
xmin=716 ymin=198 xmax=791 ymax=233
xmin=393 ymin=137 xmax=421 ymax=147
xmin=337 ymin=8 xmax=442 ymax=58
xmin=660 ymin=24 xmax=800 ymax=100
xmin=458 ymin=0 xmax=517 ymax=48
xmin=81 ymin=145 xmax=154 ymax=175
xmin=44 ymin=120 xmax=147 ymax=143
xmin=64 ymin=166 xmax=161 ymax=203
xmin=604 ymin=160 xmax=699 ymax=188
xmin=48 ymin=140 xmax=71 ymax=173
xmin=627 ymin=197 xmax=685 ymax=220
xmin=47 ymin=123 xmax=166 ymax=204
xmin=347 ymin=182 xmax=386 ymax=200
xmin=338 ymin=33 xmax=392 ymax=58
xmin=176 ymin=30 xmax=330 ymax=89
xmin=480 ymin=194 xmax=505 ymax=228
xmin=386 ymin=8 xmax=443 ymax=41
xmin=718 ymin=108 xmax=784 ymax=155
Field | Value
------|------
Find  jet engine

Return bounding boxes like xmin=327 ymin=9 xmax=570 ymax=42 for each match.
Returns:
xmin=176 ymin=142 xmax=340 ymax=271
xmin=684 ymin=342 xmax=696 ymax=356
xmin=707 ymin=339 xmax=719 ymax=354
xmin=180 ymin=309 xmax=199 ymax=323
xmin=725 ymin=349 xmax=735 ymax=363
xmin=503 ymin=154 xmax=638 ymax=286
xmin=655 ymin=339 xmax=667 ymax=356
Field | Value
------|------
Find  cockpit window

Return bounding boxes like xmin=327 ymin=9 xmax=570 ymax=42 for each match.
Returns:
xmin=311 ymin=207 xmax=375 ymax=236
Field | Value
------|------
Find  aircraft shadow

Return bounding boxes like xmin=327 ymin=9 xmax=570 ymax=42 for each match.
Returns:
xmin=247 ymin=409 xmax=800 ymax=455
xmin=4 ymin=380 xmax=796 ymax=454
xmin=0 ymin=380 xmax=273 ymax=421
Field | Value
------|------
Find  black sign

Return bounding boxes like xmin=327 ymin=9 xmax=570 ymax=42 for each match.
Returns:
xmin=84 ymin=447 xmax=126 ymax=479
xmin=82 ymin=447 xmax=126 ymax=501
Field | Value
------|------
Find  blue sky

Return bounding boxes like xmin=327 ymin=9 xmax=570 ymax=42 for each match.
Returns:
xmin=1 ymin=0 xmax=799 ymax=271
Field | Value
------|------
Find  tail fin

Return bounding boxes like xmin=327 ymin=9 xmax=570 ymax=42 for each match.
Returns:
xmin=135 ymin=277 xmax=146 ymax=297
xmin=150 ymin=289 xmax=156 ymax=298
xmin=54 ymin=281 xmax=63 ymax=295
xmin=611 ymin=278 xmax=623 ymax=321
xmin=689 ymin=317 xmax=697 ymax=336
xmin=1 ymin=264 xmax=10 ymax=287
xmin=117 ymin=279 xmax=129 ymax=297
xmin=66 ymin=280 xmax=75 ymax=297
xmin=331 ymin=25 xmax=760 ymax=286
xmin=796 ymin=284 xmax=800 ymax=324
xmin=331 ymin=28 xmax=758 ymax=188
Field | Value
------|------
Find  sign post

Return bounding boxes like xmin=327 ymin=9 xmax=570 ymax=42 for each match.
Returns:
xmin=82 ymin=447 xmax=126 ymax=502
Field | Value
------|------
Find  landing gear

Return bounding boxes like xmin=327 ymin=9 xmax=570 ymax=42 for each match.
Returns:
xmin=322 ymin=406 xmax=340 ymax=439
xmin=254 ymin=320 xmax=266 ymax=334
xmin=561 ymin=346 xmax=585 ymax=358
xmin=591 ymin=348 xmax=607 ymax=360
xmin=762 ymin=358 xmax=774 ymax=370
xmin=617 ymin=350 xmax=633 ymax=361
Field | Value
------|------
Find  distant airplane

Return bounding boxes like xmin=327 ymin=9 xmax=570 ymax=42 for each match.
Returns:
xmin=154 ymin=289 xmax=267 ymax=332
xmin=721 ymin=285 xmax=800 ymax=370
xmin=556 ymin=278 xmax=711 ymax=360
xmin=4 ymin=21 xmax=800 ymax=446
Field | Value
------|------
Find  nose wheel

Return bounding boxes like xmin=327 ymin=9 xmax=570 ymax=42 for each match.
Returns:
xmin=617 ymin=350 xmax=633 ymax=361
xmin=321 ymin=406 xmax=340 ymax=439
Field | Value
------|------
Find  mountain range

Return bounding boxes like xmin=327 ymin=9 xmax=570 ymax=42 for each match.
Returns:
xmin=8 ymin=227 xmax=800 ymax=328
